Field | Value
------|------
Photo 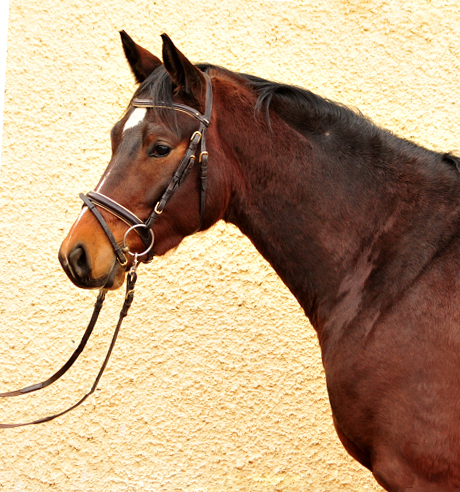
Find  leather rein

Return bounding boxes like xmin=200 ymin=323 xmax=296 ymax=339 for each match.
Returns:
xmin=0 ymin=73 xmax=213 ymax=428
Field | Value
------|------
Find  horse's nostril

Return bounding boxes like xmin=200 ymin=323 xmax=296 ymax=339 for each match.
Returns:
xmin=68 ymin=245 xmax=91 ymax=279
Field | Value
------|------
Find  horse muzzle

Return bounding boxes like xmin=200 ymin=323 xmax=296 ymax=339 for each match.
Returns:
xmin=58 ymin=244 xmax=124 ymax=290
xmin=58 ymin=208 xmax=128 ymax=290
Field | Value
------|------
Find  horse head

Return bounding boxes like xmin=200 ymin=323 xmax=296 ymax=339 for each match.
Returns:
xmin=59 ymin=33 xmax=231 ymax=290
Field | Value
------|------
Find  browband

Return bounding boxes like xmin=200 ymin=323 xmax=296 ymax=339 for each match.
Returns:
xmin=131 ymin=72 xmax=213 ymax=126
xmin=131 ymin=101 xmax=210 ymax=126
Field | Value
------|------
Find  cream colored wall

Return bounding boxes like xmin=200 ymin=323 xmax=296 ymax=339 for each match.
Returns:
xmin=1 ymin=1 xmax=460 ymax=490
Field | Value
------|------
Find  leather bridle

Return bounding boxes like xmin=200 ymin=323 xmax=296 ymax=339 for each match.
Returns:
xmin=81 ymin=72 xmax=213 ymax=265
xmin=0 ymin=73 xmax=213 ymax=428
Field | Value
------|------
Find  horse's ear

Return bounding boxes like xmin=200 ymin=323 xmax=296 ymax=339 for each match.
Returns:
xmin=120 ymin=30 xmax=162 ymax=84
xmin=161 ymin=34 xmax=205 ymax=101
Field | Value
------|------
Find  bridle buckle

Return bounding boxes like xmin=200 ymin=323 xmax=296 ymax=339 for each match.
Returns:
xmin=190 ymin=131 xmax=202 ymax=143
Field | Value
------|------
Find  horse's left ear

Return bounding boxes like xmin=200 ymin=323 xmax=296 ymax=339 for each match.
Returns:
xmin=120 ymin=30 xmax=163 ymax=84
xmin=161 ymin=34 xmax=205 ymax=103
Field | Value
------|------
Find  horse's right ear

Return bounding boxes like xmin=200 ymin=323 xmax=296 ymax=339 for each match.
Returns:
xmin=120 ymin=31 xmax=162 ymax=84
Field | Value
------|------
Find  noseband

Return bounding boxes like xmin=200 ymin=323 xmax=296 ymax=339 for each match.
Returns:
xmin=80 ymin=72 xmax=213 ymax=265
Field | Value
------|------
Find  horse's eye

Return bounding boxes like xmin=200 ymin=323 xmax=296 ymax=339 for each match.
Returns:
xmin=148 ymin=144 xmax=171 ymax=158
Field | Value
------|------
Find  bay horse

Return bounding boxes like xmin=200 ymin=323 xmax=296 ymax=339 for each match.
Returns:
xmin=58 ymin=32 xmax=460 ymax=491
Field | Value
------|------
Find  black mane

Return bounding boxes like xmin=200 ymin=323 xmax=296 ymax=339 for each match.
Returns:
xmin=249 ymin=74 xmax=460 ymax=173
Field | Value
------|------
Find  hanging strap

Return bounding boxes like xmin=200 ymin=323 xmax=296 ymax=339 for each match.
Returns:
xmin=0 ymin=271 xmax=137 ymax=428
xmin=0 ymin=290 xmax=106 ymax=398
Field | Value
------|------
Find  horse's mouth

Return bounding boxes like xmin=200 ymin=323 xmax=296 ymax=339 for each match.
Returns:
xmin=58 ymin=252 xmax=126 ymax=291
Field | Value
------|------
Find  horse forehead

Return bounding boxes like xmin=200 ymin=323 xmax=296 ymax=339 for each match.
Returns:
xmin=123 ymin=108 xmax=147 ymax=134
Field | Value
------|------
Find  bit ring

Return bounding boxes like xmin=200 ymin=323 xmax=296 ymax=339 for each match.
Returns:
xmin=122 ymin=224 xmax=155 ymax=257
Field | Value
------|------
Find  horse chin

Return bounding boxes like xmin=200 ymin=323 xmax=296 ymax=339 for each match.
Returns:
xmin=59 ymin=253 xmax=126 ymax=291
xmin=104 ymin=264 xmax=126 ymax=291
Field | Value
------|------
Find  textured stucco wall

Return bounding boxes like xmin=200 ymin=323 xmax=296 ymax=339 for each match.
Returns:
xmin=1 ymin=1 xmax=460 ymax=491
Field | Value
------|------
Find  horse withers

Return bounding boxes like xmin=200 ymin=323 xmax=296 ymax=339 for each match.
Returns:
xmin=59 ymin=32 xmax=460 ymax=491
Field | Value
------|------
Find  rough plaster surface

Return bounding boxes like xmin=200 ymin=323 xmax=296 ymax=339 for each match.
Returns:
xmin=1 ymin=1 xmax=460 ymax=490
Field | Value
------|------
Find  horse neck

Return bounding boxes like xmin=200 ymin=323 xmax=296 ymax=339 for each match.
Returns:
xmin=212 ymin=82 xmax=460 ymax=341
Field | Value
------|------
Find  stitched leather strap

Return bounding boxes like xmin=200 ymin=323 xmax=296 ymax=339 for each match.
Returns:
xmin=0 ymin=74 xmax=214 ymax=428
xmin=144 ymin=128 xmax=204 ymax=229
xmin=138 ymin=74 xmax=213 ymax=233
xmin=86 ymin=192 xmax=144 ymax=228
xmin=80 ymin=193 xmax=128 ymax=266
xmin=0 ymin=272 xmax=137 ymax=428
xmin=0 ymin=290 xmax=106 ymax=398
xmin=86 ymin=191 xmax=152 ymax=248
xmin=131 ymin=101 xmax=210 ymax=126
